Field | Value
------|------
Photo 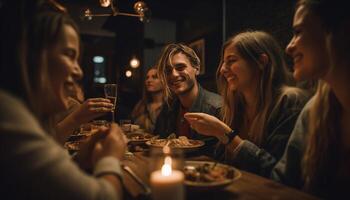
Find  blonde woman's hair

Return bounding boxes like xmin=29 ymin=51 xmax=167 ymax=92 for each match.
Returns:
xmin=131 ymin=66 xmax=164 ymax=131
xmin=216 ymin=30 xmax=296 ymax=145
xmin=156 ymin=43 xmax=200 ymax=104
xmin=296 ymin=0 xmax=350 ymax=195
xmin=302 ymin=82 xmax=341 ymax=193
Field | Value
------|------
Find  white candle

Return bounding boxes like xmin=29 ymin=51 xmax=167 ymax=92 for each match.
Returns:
xmin=150 ymin=156 xmax=184 ymax=200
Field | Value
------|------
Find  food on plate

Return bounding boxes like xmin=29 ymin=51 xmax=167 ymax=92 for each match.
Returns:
xmin=127 ymin=132 xmax=154 ymax=142
xmin=184 ymin=163 xmax=234 ymax=183
xmin=146 ymin=136 xmax=204 ymax=148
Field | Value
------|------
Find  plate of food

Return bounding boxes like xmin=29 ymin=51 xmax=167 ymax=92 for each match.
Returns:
xmin=145 ymin=136 xmax=205 ymax=151
xmin=183 ymin=161 xmax=241 ymax=191
xmin=127 ymin=132 xmax=154 ymax=144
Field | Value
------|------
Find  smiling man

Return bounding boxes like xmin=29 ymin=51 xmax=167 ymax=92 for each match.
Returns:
xmin=154 ymin=43 xmax=222 ymax=155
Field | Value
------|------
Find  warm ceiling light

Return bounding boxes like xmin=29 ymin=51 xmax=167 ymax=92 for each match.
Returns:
xmin=99 ymin=0 xmax=111 ymax=7
xmin=84 ymin=0 xmax=151 ymax=22
xmin=125 ymin=70 xmax=132 ymax=77
xmin=133 ymin=1 xmax=150 ymax=22
xmin=130 ymin=57 xmax=140 ymax=68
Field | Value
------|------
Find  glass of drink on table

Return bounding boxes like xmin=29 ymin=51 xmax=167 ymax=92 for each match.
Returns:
xmin=104 ymin=83 xmax=117 ymax=122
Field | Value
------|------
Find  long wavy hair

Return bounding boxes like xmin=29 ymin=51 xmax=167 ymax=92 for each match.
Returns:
xmin=131 ymin=66 xmax=164 ymax=131
xmin=0 ymin=0 xmax=78 ymax=121
xmin=156 ymin=43 xmax=200 ymax=104
xmin=216 ymin=30 xmax=299 ymax=145
xmin=298 ymin=0 xmax=350 ymax=194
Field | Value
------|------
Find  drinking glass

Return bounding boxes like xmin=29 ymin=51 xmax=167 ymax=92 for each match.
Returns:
xmin=104 ymin=84 xmax=117 ymax=122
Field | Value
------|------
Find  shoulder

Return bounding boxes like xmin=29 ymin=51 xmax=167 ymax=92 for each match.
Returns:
xmin=267 ymin=87 xmax=310 ymax=127
xmin=0 ymin=90 xmax=43 ymax=133
xmin=277 ymin=86 xmax=310 ymax=111
xmin=1 ymin=90 xmax=35 ymax=125
xmin=296 ymin=96 xmax=315 ymax=123
xmin=287 ymin=97 xmax=315 ymax=148
xmin=200 ymin=88 xmax=223 ymax=109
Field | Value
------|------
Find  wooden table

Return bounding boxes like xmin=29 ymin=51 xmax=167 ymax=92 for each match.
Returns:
xmin=121 ymin=152 xmax=318 ymax=200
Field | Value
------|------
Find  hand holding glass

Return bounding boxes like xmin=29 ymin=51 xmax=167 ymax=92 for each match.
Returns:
xmin=104 ymin=84 xmax=117 ymax=122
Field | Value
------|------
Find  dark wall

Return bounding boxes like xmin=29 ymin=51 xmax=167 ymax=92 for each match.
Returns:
xmin=177 ymin=0 xmax=222 ymax=93
xmin=80 ymin=35 xmax=116 ymax=99
xmin=106 ymin=16 xmax=145 ymax=120
xmin=226 ymin=0 xmax=294 ymax=55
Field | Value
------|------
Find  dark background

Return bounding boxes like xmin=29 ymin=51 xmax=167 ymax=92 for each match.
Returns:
xmin=58 ymin=0 xmax=295 ymax=120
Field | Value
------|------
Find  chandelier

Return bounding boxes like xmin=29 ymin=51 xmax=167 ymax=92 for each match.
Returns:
xmin=84 ymin=0 xmax=151 ymax=22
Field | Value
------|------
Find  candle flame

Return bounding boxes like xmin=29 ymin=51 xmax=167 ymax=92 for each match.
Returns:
xmin=161 ymin=156 xmax=172 ymax=176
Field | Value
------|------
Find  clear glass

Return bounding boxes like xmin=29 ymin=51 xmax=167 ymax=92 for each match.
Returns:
xmin=104 ymin=84 xmax=117 ymax=122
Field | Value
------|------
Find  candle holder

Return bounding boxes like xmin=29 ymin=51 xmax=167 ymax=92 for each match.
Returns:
xmin=149 ymin=146 xmax=185 ymax=200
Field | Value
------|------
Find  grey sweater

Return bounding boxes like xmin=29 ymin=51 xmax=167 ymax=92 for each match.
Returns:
xmin=0 ymin=90 xmax=121 ymax=200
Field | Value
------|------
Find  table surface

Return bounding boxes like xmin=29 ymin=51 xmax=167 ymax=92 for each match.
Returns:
xmin=120 ymin=152 xmax=319 ymax=200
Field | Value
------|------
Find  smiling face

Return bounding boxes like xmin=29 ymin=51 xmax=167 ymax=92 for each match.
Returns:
xmin=220 ymin=43 xmax=258 ymax=92
xmin=286 ymin=5 xmax=329 ymax=81
xmin=145 ymin=68 xmax=163 ymax=93
xmin=165 ymin=52 xmax=198 ymax=96
xmin=47 ymin=24 xmax=83 ymax=112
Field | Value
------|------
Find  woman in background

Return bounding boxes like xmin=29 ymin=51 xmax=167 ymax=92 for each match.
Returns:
xmin=185 ymin=30 xmax=308 ymax=175
xmin=0 ymin=0 xmax=126 ymax=199
xmin=131 ymin=67 xmax=164 ymax=133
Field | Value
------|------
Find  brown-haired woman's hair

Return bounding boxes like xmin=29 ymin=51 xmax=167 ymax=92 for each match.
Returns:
xmin=156 ymin=43 xmax=200 ymax=103
xmin=0 ymin=0 xmax=78 ymax=120
xmin=216 ymin=30 xmax=299 ymax=145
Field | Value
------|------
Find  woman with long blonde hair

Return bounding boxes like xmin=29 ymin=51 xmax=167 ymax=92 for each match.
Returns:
xmin=131 ymin=67 xmax=164 ymax=133
xmin=272 ymin=0 xmax=350 ymax=198
xmin=185 ymin=30 xmax=308 ymax=174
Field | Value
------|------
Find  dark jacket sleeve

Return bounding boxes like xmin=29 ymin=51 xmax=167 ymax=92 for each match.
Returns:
xmin=225 ymin=93 xmax=308 ymax=176
xmin=271 ymin=99 xmax=312 ymax=188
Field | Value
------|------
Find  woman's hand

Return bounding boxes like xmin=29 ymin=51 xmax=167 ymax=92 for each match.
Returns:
xmin=55 ymin=98 xmax=114 ymax=144
xmin=92 ymin=124 xmax=127 ymax=165
xmin=75 ymin=124 xmax=127 ymax=170
xmin=184 ymin=112 xmax=232 ymax=137
xmin=74 ymin=129 xmax=106 ymax=170
xmin=71 ymin=98 xmax=114 ymax=125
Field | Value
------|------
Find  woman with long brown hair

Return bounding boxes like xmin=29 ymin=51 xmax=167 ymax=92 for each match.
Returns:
xmin=185 ymin=30 xmax=308 ymax=174
xmin=272 ymin=0 xmax=350 ymax=198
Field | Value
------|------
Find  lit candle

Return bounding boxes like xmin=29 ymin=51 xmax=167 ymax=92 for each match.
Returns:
xmin=150 ymin=156 xmax=184 ymax=200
